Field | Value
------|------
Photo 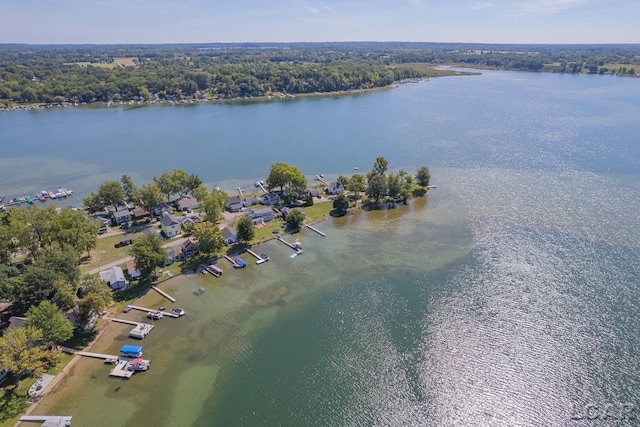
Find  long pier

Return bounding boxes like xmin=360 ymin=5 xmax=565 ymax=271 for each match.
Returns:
xmin=223 ymin=255 xmax=240 ymax=268
xmin=109 ymin=318 xmax=143 ymax=326
xmin=151 ymin=285 xmax=176 ymax=302
xmin=19 ymin=415 xmax=73 ymax=425
xmin=246 ymin=248 xmax=268 ymax=264
xmin=61 ymin=347 xmax=120 ymax=361
xmin=305 ymin=224 xmax=326 ymax=236
xmin=276 ymin=235 xmax=302 ymax=254
xmin=128 ymin=305 xmax=179 ymax=318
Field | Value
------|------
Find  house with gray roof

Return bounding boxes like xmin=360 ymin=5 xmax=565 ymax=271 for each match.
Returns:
xmin=112 ymin=209 xmax=131 ymax=225
xmin=221 ymin=227 xmax=238 ymax=245
xmin=245 ymin=207 xmax=274 ymax=225
xmin=99 ymin=266 xmax=128 ymax=291
xmin=159 ymin=212 xmax=181 ymax=238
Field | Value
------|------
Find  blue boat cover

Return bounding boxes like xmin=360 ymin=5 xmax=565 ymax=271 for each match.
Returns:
xmin=120 ymin=345 xmax=143 ymax=356
xmin=235 ymin=258 xmax=247 ymax=267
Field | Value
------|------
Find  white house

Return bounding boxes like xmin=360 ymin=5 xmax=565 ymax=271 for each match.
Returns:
xmin=221 ymin=227 xmax=238 ymax=245
xmin=99 ymin=266 xmax=128 ymax=291
xmin=159 ymin=212 xmax=181 ymax=238
xmin=245 ymin=207 xmax=274 ymax=225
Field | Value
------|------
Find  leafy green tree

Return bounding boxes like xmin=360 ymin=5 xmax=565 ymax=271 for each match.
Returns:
xmin=366 ymin=173 xmax=388 ymax=208
xmin=77 ymin=274 xmax=113 ymax=324
xmin=415 ymin=166 xmax=431 ymax=188
xmin=139 ymin=184 xmax=164 ymax=213
xmin=154 ymin=172 xmax=177 ymax=202
xmin=0 ymin=326 xmax=60 ymax=387
xmin=337 ymin=174 xmax=351 ymax=189
xmin=83 ymin=192 xmax=103 ymax=214
xmin=38 ymin=246 xmax=80 ymax=286
xmin=373 ymin=156 xmax=389 ymax=176
xmin=26 ymin=301 xmax=74 ymax=344
xmin=53 ymin=278 xmax=77 ymax=312
xmin=121 ymin=174 xmax=140 ymax=205
xmin=10 ymin=267 xmax=60 ymax=315
xmin=332 ymin=194 xmax=349 ymax=216
xmin=348 ymin=174 xmax=366 ymax=199
xmin=266 ymin=162 xmax=291 ymax=193
xmin=236 ymin=216 xmax=255 ymax=243
xmin=97 ymin=180 xmax=125 ymax=211
xmin=387 ymin=172 xmax=402 ymax=204
xmin=0 ymin=217 xmax=17 ymax=263
xmin=286 ymin=209 xmax=305 ymax=230
xmin=11 ymin=205 xmax=58 ymax=259
xmin=202 ymin=189 xmax=228 ymax=223
xmin=129 ymin=234 xmax=165 ymax=279
xmin=51 ymin=208 xmax=99 ymax=258
xmin=190 ymin=222 xmax=224 ymax=256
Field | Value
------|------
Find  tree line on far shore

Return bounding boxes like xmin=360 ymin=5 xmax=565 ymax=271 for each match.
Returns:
xmin=2 ymin=42 xmax=638 ymax=107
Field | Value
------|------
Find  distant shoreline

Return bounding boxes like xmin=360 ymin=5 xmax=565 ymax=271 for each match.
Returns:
xmin=0 ymin=72 xmax=473 ymax=113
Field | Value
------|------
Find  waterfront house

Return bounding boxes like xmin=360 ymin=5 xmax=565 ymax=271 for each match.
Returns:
xmin=246 ymin=207 xmax=274 ymax=225
xmin=165 ymin=248 xmax=177 ymax=265
xmin=306 ymin=188 xmax=322 ymax=198
xmin=125 ymin=260 xmax=141 ymax=281
xmin=262 ymin=193 xmax=280 ymax=206
xmin=153 ymin=203 xmax=173 ymax=218
xmin=177 ymin=196 xmax=200 ymax=212
xmin=131 ymin=207 xmax=151 ymax=220
xmin=326 ymin=181 xmax=344 ymax=195
xmin=221 ymin=227 xmax=238 ymax=245
xmin=228 ymin=196 xmax=243 ymax=212
xmin=180 ymin=237 xmax=199 ymax=259
xmin=159 ymin=212 xmax=181 ymax=238
xmin=112 ymin=209 xmax=131 ymax=225
xmin=100 ymin=266 xmax=128 ymax=291
xmin=243 ymin=197 xmax=259 ymax=208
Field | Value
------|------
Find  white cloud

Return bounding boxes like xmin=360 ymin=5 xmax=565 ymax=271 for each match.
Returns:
xmin=408 ymin=0 xmax=424 ymax=8
xmin=515 ymin=0 xmax=588 ymax=15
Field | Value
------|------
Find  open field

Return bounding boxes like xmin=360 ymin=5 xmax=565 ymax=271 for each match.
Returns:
xmin=113 ymin=57 xmax=138 ymax=67
xmin=63 ymin=62 xmax=118 ymax=69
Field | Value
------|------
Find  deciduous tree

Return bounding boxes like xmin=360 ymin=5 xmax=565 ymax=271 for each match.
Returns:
xmin=190 ymin=222 xmax=224 ymax=256
xmin=286 ymin=209 xmax=305 ymax=230
xmin=332 ymin=194 xmax=349 ymax=217
xmin=139 ymin=184 xmax=164 ymax=213
xmin=26 ymin=301 xmax=74 ymax=344
xmin=129 ymin=234 xmax=165 ymax=279
xmin=415 ymin=166 xmax=431 ymax=188
xmin=0 ymin=326 xmax=60 ymax=387
xmin=236 ymin=216 xmax=254 ymax=243
xmin=97 ymin=180 xmax=125 ymax=211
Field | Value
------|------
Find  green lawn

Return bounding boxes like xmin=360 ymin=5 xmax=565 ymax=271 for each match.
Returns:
xmin=80 ymin=233 xmax=138 ymax=272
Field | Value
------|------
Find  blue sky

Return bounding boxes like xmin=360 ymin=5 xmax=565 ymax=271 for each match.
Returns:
xmin=2 ymin=0 xmax=639 ymax=44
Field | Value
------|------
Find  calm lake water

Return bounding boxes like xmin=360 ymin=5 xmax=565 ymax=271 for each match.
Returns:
xmin=4 ymin=70 xmax=640 ymax=426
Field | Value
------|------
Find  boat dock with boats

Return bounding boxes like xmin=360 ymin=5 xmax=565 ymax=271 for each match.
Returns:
xmin=276 ymin=235 xmax=303 ymax=254
xmin=0 ymin=187 xmax=74 ymax=211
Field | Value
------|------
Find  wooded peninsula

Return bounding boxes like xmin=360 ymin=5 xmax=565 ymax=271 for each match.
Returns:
xmin=1 ymin=42 xmax=639 ymax=108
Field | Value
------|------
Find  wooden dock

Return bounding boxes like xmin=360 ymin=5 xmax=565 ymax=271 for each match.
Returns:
xmin=305 ymin=224 xmax=326 ymax=236
xmin=109 ymin=360 xmax=134 ymax=379
xmin=276 ymin=235 xmax=302 ymax=254
xmin=223 ymin=255 xmax=240 ymax=268
xmin=151 ymin=285 xmax=176 ymax=302
xmin=128 ymin=305 xmax=179 ymax=318
xmin=109 ymin=318 xmax=143 ymax=326
xmin=61 ymin=347 xmax=121 ymax=361
xmin=246 ymin=249 xmax=268 ymax=265
xmin=19 ymin=415 xmax=73 ymax=425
